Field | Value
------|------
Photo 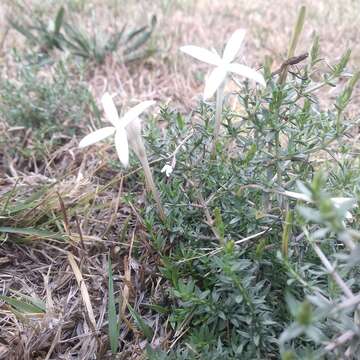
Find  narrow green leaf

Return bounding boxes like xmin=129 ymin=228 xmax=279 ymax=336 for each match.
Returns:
xmin=279 ymin=6 xmax=306 ymax=84
xmin=124 ymin=15 xmax=156 ymax=55
xmin=214 ymin=207 xmax=225 ymax=244
xmin=285 ymin=292 xmax=300 ymax=318
xmin=0 ymin=226 xmax=64 ymax=240
xmin=108 ymin=255 xmax=119 ymax=354
xmin=333 ymin=49 xmax=351 ymax=76
xmin=145 ymin=303 xmax=169 ymax=314
xmin=10 ymin=292 xmax=46 ymax=312
xmin=176 ymin=112 xmax=185 ymax=130
xmin=54 ymin=7 xmax=65 ymax=36
xmin=282 ymin=210 xmax=293 ymax=258
xmin=126 ymin=25 xmax=147 ymax=43
xmin=336 ymin=71 xmax=360 ymax=111
xmin=127 ymin=303 xmax=153 ymax=341
xmin=0 ymin=295 xmax=45 ymax=314
xmin=310 ymin=34 xmax=320 ymax=67
xmin=288 ymin=6 xmax=306 ymax=58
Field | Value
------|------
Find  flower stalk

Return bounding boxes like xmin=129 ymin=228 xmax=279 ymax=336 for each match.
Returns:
xmin=126 ymin=120 xmax=166 ymax=221
xmin=139 ymin=155 xmax=166 ymax=222
xmin=180 ymin=29 xmax=265 ymax=158
xmin=79 ymin=93 xmax=166 ymax=222
xmin=211 ymin=81 xmax=225 ymax=159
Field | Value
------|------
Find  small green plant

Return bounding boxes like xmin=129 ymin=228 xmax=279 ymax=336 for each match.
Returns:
xmin=0 ymin=56 xmax=98 ymax=165
xmin=8 ymin=3 xmax=65 ymax=53
xmin=8 ymin=3 xmax=157 ymax=64
xmin=62 ymin=14 xmax=157 ymax=64
xmin=0 ymin=60 xmax=95 ymax=133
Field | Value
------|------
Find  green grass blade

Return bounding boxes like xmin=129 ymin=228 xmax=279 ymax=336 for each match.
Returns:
xmin=288 ymin=6 xmax=306 ymax=58
xmin=127 ymin=303 xmax=153 ymax=341
xmin=7 ymin=17 xmax=38 ymax=43
xmin=0 ymin=226 xmax=65 ymax=241
xmin=279 ymin=6 xmax=306 ymax=84
xmin=54 ymin=7 xmax=65 ymax=36
xmin=123 ymin=15 xmax=156 ymax=55
xmin=108 ymin=256 xmax=119 ymax=354
xmin=10 ymin=291 xmax=46 ymax=312
xmin=0 ymin=295 xmax=45 ymax=314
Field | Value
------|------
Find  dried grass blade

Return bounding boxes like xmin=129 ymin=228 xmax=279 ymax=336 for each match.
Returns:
xmin=67 ymin=252 xmax=97 ymax=331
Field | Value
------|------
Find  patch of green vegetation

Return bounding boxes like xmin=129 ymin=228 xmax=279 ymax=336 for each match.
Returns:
xmin=8 ymin=2 xmax=157 ymax=64
xmin=1 ymin=59 xmax=96 ymax=133
xmin=138 ymin=37 xmax=360 ymax=359
xmin=0 ymin=54 xmax=99 ymax=162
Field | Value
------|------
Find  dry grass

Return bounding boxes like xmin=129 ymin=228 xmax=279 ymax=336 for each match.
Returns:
xmin=2 ymin=0 xmax=358 ymax=109
xmin=92 ymin=0 xmax=360 ymax=112
xmin=0 ymin=0 xmax=359 ymax=358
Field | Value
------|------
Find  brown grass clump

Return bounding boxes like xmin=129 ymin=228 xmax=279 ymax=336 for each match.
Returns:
xmin=0 ymin=171 xmax=168 ymax=359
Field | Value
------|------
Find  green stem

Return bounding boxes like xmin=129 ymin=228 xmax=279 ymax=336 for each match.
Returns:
xmin=210 ymin=82 xmax=225 ymax=159
xmin=275 ymin=129 xmax=285 ymax=208
xmin=336 ymin=111 xmax=342 ymax=135
xmin=263 ymin=135 xmax=274 ymax=211
xmin=282 ymin=257 xmax=317 ymax=292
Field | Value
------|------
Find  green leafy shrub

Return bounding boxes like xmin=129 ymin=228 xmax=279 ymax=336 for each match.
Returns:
xmin=139 ymin=34 xmax=360 ymax=359
xmin=0 ymin=55 xmax=98 ymax=162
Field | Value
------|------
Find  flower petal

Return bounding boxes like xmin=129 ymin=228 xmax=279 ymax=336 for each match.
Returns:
xmin=203 ymin=66 xmax=227 ymax=100
xmin=161 ymin=164 xmax=173 ymax=177
xmin=78 ymin=127 xmax=116 ymax=148
xmin=180 ymin=46 xmax=221 ymax=66
xmin=121 ymin=101 xmax=156 ymax=128
xmin=331 ymin=197 xmax=356 ymax=220
xmin=331 ymin=197 xmax=356 ymax=207
xmin=114 ymin=127 xmax=129 ymax=167
xmin=101 ymin=93 xmax=120 ymax=126
xmin=222 ymin=29 xmax=246 ymax=63
xmin=282 ymin=190 xmax=312 ymax=202
xmin=227 ymin=63 xmax=266 ymax=87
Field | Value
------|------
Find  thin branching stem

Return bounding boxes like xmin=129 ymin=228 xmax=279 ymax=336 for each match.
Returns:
xmin=305 ymin=230 xmax=354 ymax=299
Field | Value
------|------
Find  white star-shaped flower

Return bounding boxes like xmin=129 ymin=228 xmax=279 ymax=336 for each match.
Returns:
xmin=79 ymin=93 xmax=155 ymax=167
xmin=161 ymin=164 xmax=173 ymax=177
xmin=180 ymin=29 xmax=266 ymax=99
xmin=283 ymin=190 xmax=356 ymax=220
